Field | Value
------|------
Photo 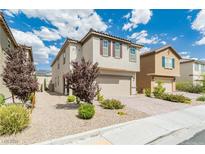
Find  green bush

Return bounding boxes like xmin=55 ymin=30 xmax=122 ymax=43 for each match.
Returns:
xmin=196 ymin=95 xmax=205 ymax=102
xmin=117 ymin=111 xmax=127 ymax=116
xmin=144 ymin=88 xmax=151 ymax=97
xmin=97 ymin=92 xmax=104 ymax=102
xmin=0 ymin=104 xmax=30 ymax=135
xmin=67 ymin=95 xmax=76 ymax=102
xmin=0 ymin=94 xmax=5 ymax=106
xmin=100 ymin=99 xmax=125 ymax=109
xmin=160 ymin=93 xmax=191 ymax=104
xmin=78 ymin=103 xmax=95 ymax=119
xmin=153 ymin=81 xmax=165 ymax=98
xmin=176 ymin=82 xmax=204 ymax=93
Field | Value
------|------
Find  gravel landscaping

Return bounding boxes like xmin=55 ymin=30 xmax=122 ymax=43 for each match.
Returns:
xmin=0 ymin=92 xmax=148 ymax=145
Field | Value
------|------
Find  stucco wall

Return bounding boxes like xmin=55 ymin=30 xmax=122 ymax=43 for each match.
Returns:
xmin=92 ymin=36 xmax=140 ymax=72
xmin=155 ymin=48 xmax=180 ymax=77
xmin=136 ymin=53 xmax=155 ymax=92
xmin=176 ymin=62 xmax=194 ymax=83
xmin=0 ymin=24 xmax=15 ymax=98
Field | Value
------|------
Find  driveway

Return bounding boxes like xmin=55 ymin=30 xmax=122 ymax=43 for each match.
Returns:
xmin=111 ymin=94 xmax=201 ymax=116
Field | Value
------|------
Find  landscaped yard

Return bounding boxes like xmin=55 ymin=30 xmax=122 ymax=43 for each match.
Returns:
xmin=0 ymin=90 xmax=203 ymax=145
xmin=0 ymin=92 xmax=148 ymax=144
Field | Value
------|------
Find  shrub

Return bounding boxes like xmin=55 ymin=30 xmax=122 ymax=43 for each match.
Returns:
xmin=153 ymin=81 xmax=165 ymax=98
xmin=67 ymin=95 xmax=76 ymax=103
xmin=117 ymin=111 xmax=127 ymax=116
xmin=176 ymin=82 xmax=203 ymax=93
xmin=0 ymin=104 xmax=30 ymax=135
xmin=97 ymin=92 xmax=104 ymax=102
xmin=100 ymin=99 xmax=125 ymax=110
xmin=144 ymin=88 xmax=151 ymax=97
xmin=160 ymin=93 xmax=191 ymax=104
xmin=78 ymin=103 xmax=95 ymax=119
xmin=196 ymin=95 xmax=205 ymax=102
xmin=0 ymin=94 xmax=5 ymax=106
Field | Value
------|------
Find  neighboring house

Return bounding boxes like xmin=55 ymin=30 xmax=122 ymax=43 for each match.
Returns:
xmin=51 ymin=29 xmax=143 ymax=97
xmin=176 ymin=59 xmax=205 ymax=85
xmin=36 ymin=70 xmax=52 ymax=90
xmin=136 ymin=45 xmax=181 ymax=93
xmin=0 ymin=12 xmax=33 ymax=98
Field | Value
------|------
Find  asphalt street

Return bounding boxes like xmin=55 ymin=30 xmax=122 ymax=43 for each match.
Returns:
xmin=179 ymin=129 xmax=205 ymax=145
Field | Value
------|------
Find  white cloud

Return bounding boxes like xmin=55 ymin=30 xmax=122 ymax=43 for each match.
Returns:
xmin=172 ymin=37 xmax=178 ymax=41
xmin=179 ymin=51 xmax=197 ymax=59
xmin=140 ymin=47 xmax=151 ymax=53
xmin=160 ymin=41 xmax=166 ymax=45
xmin=123 ymin=12 xmax=130 ymax=19
xmin=192 ymin=10 xmax=205 ymax=45
xmin=7 ymin=9 xmax=108 ymax=40
xmin=33 ymin=26 xmax=61 ymax=41
xmin=123 ymin=10 xmax=152 ymax=31
xmin=128 ymin=30 xmax=159 ymax=45
xmin=108 ymin=19 xmax=112 ymax=23
xmin=11 ymin=28 xmax=59 ymax=65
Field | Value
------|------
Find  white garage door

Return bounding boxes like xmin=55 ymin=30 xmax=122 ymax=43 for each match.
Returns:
xmin=97 ymin=75 xmax=131 ymax=97
xmin=154 ymin=78 xmax=173 ymax=93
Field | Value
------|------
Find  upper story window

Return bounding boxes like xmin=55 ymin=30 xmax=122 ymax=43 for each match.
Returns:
xmin=194 ymin=63 xmax=200 ymax=72
xmin=201 ymin=64 xmax=205 ymax=72
xmin=8 ymin=39 xmax=11 ymax=49
xmin=162 ymin=56 xmax=175 ymax=69
xmin=114 ymin=42 xmax=121 ymax=58
xmin=129 ymin=47 xmax=136 ymax=62
xmin=63 ymin=52 xmax=66 ymax=64
xmin=100 ymin=39 xmax=110 ymax=57
xmin=103 ymin=40 xmax=109 ymax=56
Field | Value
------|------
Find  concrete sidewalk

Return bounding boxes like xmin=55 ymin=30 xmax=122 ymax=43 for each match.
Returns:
xmin=37 ymin=105 xmax=205 ymax=145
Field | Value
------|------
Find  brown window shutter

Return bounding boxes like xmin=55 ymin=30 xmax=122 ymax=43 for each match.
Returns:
xmin=120 ymin=43 xmax=122 ymax=58
xmin=113 ymin=42 xmax=115 ymax=57
xmin=100 ymin=39 xmax=103 ymax=55
xmin=108 ymin=41 xmax=111 ymax=56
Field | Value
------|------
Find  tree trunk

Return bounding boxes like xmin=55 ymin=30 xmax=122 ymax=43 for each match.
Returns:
xmin=12 ymin=93 xmax=15 ymax=103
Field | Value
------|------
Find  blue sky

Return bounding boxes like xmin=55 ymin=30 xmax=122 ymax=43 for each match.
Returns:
xmin=2 ymin=9 xmax=205 ymax=71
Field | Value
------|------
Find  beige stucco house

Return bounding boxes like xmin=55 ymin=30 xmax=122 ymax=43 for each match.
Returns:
xmin=0 ymin=12 xmax=33 ymax=98
xmin=176 ymin=59 xmax=205 ymax=85
xmin=51 ymin=29 xmax=143 ymax=97
xmin=136 ymin=45 xmax=181 ymax=93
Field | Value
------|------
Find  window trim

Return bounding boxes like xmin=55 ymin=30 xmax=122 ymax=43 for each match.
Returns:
xmin=114 ymin=42 xmax=121 ymax=59
xmin=162 ymin=56 xmax=175 ymax=69
xmin=102 ymin=39 xmax=109 ymax=57
xmin=129 ymin=47 xmax=137 ymax=62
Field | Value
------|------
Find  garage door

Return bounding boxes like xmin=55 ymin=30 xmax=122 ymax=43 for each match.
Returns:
xmin=154 ymin=77 xmax=173 ymax=93
xmin=97 ymin=75 xmax=131 ymax=97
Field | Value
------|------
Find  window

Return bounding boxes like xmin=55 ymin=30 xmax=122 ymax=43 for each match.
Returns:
xmin=103 ymin=40 xmax=109 ymax=56
xmin=63 ymin=52 xmax=66 ymax=64
xmin=162 ymin=56 xmax=175 ymax=69
xmin=195 ymin=63 xmax=200 ymax=72
xmin=114 ymin=42 xmax=121 ymax=58
xmin=129 ymin=47 xmax=136 ymax=62
xmin=201 ymin=64 xmax=205 ymax=72
xmin=8 ymin=39 xmax=11 ymax=49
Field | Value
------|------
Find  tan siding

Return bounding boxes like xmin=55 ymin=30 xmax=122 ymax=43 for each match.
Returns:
xmin=155 ymin=48 xmax=180 ymax=76
xmin=136 ymin=54 xmax=155 ymax=92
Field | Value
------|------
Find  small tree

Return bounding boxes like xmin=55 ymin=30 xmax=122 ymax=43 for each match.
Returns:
xmin=153 ymin=81 xmax=165 ymax=98
xmin=2 ymin=46 xmax=38 ymax=103
xmin=65 ymin=58 xmax=99 ymax=104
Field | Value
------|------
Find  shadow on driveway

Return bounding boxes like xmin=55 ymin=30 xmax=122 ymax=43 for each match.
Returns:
xmin=56 ymin=103 xmax=79 ymax=110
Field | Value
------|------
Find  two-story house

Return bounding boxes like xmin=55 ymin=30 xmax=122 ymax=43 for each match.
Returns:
xmin=136 ymin=45 xmax=181 ymax=93
xmin=51 ymin=29 xmax=143 ymax=96
xmin=176 ymin=59 xmax=205 ymax=85
xmin=0 ymin=12 xmax=34 ymax=98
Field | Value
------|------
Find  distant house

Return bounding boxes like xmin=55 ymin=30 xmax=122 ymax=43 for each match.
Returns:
xmin=51 ymin=29 xmax=143 ymax=96
xmin=36 ymin=70 xmax=52 ymax=90
xmin=136 ymin=45 xmax=181 ymax=93
xmin=0 ymin=12 xmax=33 ymax=98
xmin=176 ymin=59 xmax=205 ymax=85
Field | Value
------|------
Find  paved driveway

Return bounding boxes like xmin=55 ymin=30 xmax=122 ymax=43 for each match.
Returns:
xmin=111 ymin=95 xmax=197 ymax=116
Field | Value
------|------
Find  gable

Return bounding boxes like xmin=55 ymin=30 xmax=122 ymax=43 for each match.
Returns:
xmin=155 ymin=47 xmax=181 ymax=60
